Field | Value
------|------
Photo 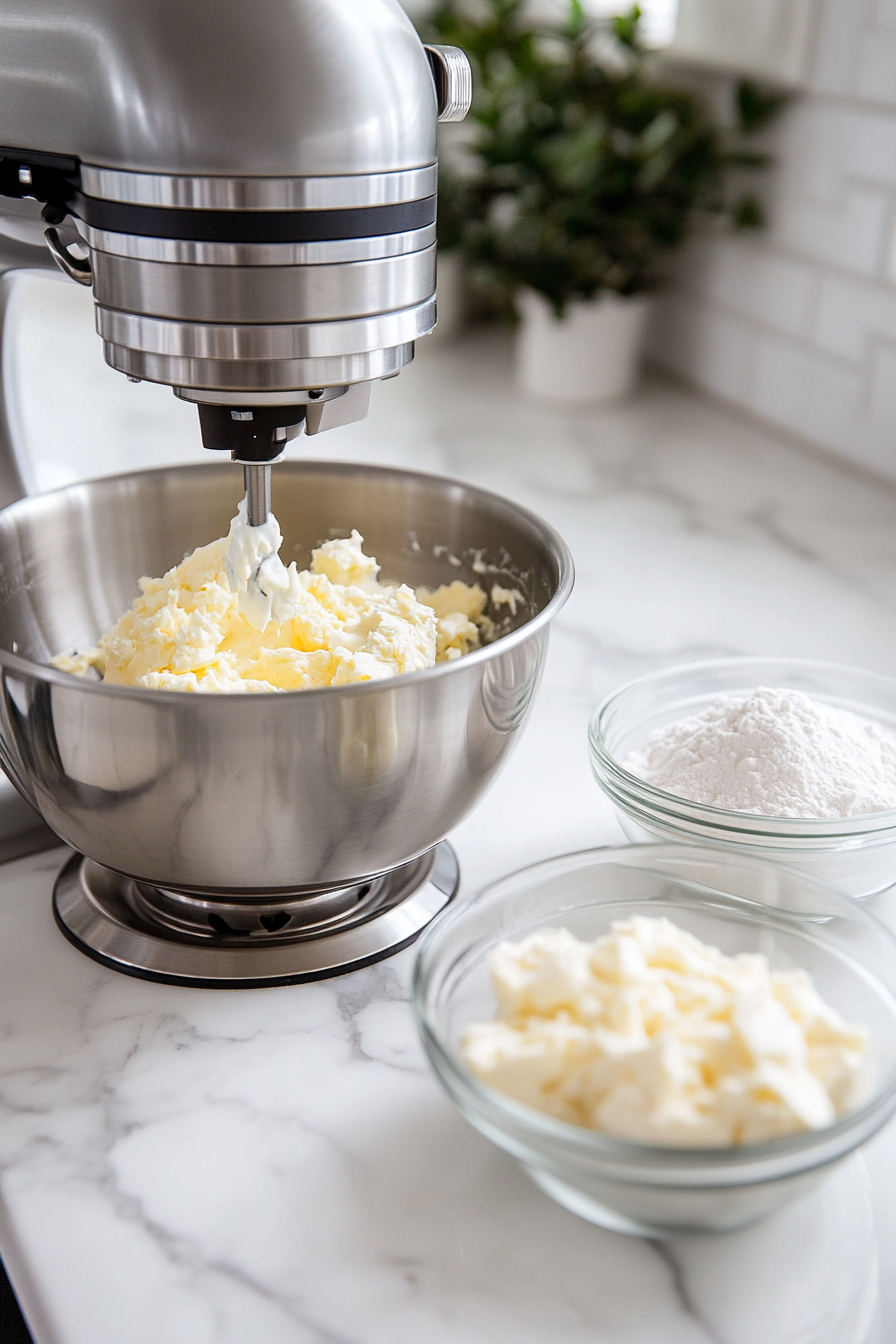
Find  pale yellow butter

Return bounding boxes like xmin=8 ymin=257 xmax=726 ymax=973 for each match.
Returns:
xmin=462 ymin=918 xmax=868 ymax=1147
xmin=416 ymin=579 xmax=489 ymax=661
xmin=52 ymin=501 xmax=493 ymax=694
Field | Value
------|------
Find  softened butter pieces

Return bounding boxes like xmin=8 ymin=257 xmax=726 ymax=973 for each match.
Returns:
xmin=52 ymin=500 xmax=492 ymax=693
xmin=462 ymin=918 xmax=868 ymax=1147
xmin=416 ymin=579 xmax=490 ymax=662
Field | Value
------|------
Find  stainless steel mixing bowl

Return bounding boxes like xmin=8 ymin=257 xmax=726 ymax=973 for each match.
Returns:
xmin=0 ymin=461 xmax=573 ymax=893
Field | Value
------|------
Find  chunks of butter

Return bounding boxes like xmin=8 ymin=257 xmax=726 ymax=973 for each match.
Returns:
xmin=416 ymin=579 xmax=490 ymax=661
xmin=462 ymin=918 xmax=868 ymax=1147
xmin=51 ymin=500 xmax=495 ymax=694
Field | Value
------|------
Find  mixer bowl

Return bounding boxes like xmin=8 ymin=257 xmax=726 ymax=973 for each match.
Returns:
xmin=0 ymin=461 xmax=572 ymax=894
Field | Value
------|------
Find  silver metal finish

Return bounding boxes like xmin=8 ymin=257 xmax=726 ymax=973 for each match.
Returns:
xmin=305 ymin=382 xmax=372 ymax=435
xmin=425 ymin=45 xmax=474 ymax=123
xmin=0 ymin=0 xmax=437 ymax=176
xmin=104 ymin=343 xmax=416 ymax=394
xmin=176 ymin=386 xmax=348 ymax=408
xmin=0 ymin=197 xmax=59 ymax=258
xmin=244 ymin=463 xmax=271 ymax=526
xmin=96 ymin=300 xmax=437 ymax=362
xmin=0 ymin=462 xmax=573 ymax=894
xmin=43 ymin=229 xmax=92 ymax=286
xmin=0 ymin=0 xmax=487 ymax=955
xmin=0 ymin=276 xmax=68 ymax=857
xmin=90 ymin=246 xmax=437 ymax=324
xmin=0 ymin=274 xmax=28 ymax=508
xmin=0 ymin=771 xmax=57 ymax=862
xmin=80 ymin=165 xmax=439 ymax=211
xmin=0 ymin=0 xmax=464 ymax=412
xmin=53 ymin=842 xmax=460 ymax=987
xmin=81 ymin=223 xmax=438 ymax=268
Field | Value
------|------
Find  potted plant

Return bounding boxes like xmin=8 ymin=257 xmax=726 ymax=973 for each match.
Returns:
xmin=417 ymin=1 xmax=784 ymax=403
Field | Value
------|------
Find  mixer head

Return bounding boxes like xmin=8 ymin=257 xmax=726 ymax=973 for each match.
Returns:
xmin=0 ymin=0 xmax=471 ymax=520
xmin=0 ymin=2 xmax=485 ymax=981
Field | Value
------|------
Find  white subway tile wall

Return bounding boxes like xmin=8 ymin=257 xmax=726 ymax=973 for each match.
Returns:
xmin=648 ymin=0 xmax=896 ymax=479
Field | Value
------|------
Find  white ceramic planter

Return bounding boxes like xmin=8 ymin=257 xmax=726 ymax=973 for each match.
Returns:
xmin=516 ymin=288 xmax=651 ymax=405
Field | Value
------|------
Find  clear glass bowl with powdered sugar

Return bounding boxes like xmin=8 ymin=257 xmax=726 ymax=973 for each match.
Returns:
xmin=589 ymin=658 xmax=896 ymax=901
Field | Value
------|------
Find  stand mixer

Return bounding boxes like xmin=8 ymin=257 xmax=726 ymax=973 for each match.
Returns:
xmin=0 ymin=0 xmax=471 ymax=519
xmin=0 ymin=0 xmax=573 ymax=987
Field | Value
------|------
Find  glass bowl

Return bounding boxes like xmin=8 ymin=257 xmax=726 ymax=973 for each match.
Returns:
xmin=589 ymin=657 xmax=896 ymax=900
xmin=412 ymin=845 xmax=896 ymax=1237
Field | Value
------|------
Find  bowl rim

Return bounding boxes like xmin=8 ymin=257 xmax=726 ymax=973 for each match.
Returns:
xmin=589 ymin=656 xmax=896 ymax=833
xmin=0 ymin=459 xmax=575 ymax=701
xmin=413 ymin=843 xmax=896 ymax=1172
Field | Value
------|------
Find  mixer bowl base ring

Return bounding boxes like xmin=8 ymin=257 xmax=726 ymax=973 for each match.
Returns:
xmin=53 ymin=843 xmax=458 ymax=988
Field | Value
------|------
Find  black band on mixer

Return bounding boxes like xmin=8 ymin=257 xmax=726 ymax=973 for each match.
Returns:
xmin=69 ymin=193 xmax=437 ymax=243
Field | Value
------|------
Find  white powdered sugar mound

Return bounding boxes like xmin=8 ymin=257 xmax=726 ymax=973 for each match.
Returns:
xmin=623 ymin=686 xmax=896 ymax=819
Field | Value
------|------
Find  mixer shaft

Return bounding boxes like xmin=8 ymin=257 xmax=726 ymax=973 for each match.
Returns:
xmin=244 ymin=463 xmax=272 ymax=527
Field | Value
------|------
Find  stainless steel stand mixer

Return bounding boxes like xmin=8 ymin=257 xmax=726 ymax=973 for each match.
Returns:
xmin=0 ymin=0 xmax=470 ymax=518
xmin=0 ymin=0 xmax=573 ymax=987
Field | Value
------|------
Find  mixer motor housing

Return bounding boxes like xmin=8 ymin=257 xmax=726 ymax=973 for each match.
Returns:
xmin=0 ymin=0 xmax=471 ymax=460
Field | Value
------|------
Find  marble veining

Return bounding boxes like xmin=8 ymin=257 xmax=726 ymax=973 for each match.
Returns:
xmin=0 ymin=295 xmax=895 ymax=1342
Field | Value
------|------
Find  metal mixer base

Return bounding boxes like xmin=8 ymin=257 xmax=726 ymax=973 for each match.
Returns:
xmin=53 ymin=844 xmax=458 ymax=988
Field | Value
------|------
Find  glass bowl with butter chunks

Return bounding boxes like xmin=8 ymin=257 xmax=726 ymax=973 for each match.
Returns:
xmin=412 ymin=845 xmax=896 ymax=1236
xmin=589 ymin=657 xmax=896 ymax=901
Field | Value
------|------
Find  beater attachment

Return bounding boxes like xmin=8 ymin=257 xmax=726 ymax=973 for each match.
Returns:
xmin=243 ymin=463 xmax=272 ymax=527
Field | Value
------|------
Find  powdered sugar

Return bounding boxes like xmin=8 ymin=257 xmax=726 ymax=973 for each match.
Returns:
xmin=623 ymin=686 xmax=896 ymax=819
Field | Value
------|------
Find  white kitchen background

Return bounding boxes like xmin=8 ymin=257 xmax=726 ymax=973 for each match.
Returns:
xmin=14 ymin=0 xmax=896 ymax=490
xmin=649 ymin=0 xmax=896 ymax=483
xmin=399 ymin=0 xmax=896 ymax=483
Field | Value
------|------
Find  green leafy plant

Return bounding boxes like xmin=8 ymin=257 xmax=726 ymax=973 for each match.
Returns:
xmin=417 ymin=1 xmax=785 ymax=316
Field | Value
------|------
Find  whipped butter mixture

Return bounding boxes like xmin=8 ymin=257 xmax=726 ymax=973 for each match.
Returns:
xmin=463 ymin=918 xmax=868 ymax=1147
xmin=53 ymin=500 xmax=511 ymax=693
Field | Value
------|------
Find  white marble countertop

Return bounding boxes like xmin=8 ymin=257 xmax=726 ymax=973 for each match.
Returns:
xmin=2 ymin=281 xmax=896 ymax=1343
